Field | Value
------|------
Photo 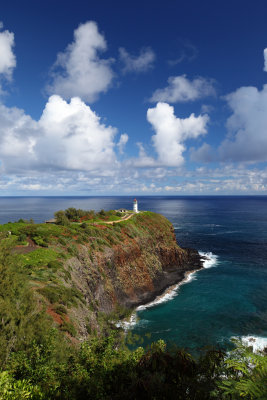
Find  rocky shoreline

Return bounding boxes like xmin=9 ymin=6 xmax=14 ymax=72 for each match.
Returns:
xmin=122 ymin=248 xmax=205 ymax=309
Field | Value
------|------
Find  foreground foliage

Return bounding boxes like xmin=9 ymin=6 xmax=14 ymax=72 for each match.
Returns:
xmin=0 ymin=333 xmax=266 ymax=400
xmin=215 ymin=339 xmax=267 ymax=399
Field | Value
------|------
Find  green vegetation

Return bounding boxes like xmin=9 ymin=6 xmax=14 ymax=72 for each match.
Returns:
xmin=0 ymin=330 xmax=266 ymax=399
xmin=38 ymin=285 xmax=84 ymax=307
xmin=20 ymin=248 xmax=59 ymax=267
xmin=54 ymin=207 xmax=128 ymax=225
xmin=0 ymin=210 xmax=266 ymax=399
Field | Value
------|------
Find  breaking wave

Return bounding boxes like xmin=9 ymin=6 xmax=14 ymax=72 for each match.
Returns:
xmin=237 ymin=335 xmax=267 ymax=352
xmin=199 ymin=251 xmax=218 ymax=268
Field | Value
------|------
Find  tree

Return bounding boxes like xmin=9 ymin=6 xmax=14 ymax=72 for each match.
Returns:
xmin=54 ymin=210 xmax=70 ymax=226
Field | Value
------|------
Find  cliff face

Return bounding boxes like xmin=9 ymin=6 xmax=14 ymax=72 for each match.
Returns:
xmin=63 ymin=212 xmax=203 ymax=338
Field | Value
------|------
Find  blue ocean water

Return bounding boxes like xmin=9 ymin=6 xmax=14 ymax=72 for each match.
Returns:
xmin=0 ymin=196 xmax=266 ymax=352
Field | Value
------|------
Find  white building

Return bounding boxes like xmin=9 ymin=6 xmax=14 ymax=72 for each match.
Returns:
xmin=133 ymin=198 xmax=138 ymax=213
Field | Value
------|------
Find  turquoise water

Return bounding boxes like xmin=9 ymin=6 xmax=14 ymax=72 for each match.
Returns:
xmin=129 ymin=196 xmax=267 ymax=352
xmin=0 ymin=196 xmax=266 ymax=352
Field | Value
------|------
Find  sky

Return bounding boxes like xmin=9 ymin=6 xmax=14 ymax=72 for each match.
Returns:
xmin=1 ymin=0 xmax=267 ymax=195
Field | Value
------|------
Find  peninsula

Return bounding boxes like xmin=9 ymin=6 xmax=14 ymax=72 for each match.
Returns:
xmin=0 ymin=208 xmax=203 ymax=340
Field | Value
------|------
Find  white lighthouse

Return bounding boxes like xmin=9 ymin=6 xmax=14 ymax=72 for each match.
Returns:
xmin=133 ymin=198 xmax=138 ymax=213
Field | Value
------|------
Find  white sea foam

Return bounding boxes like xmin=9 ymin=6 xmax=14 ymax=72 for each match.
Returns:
xmin=137 ymin=272 xmax=198 ymax=311
xmin=238 ymin=335 xmax=267 ymax=352
xmin=199 ymin=251 xmax=218 ymax=268
xmin=115 ymin=313 xmax=138 ymax=330
xmin=136 ymin=285 xmax=180 ymax=311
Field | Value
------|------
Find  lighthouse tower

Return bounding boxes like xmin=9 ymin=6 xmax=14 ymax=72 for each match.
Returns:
xmin=133 ymin=198 xmax=138 ymax=213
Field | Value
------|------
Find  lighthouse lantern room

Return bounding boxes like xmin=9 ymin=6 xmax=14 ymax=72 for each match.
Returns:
xmin=133 ymin=198 xmax=138 ymax=213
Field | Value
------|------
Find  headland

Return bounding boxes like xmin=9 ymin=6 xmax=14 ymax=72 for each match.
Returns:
xmin=0 ymin=208 xmax=203 ymax=340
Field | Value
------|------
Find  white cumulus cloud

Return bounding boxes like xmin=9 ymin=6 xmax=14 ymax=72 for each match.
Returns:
xmin=119 ymin=47 xmax=155 ymax=73
xmin=47 ymin=21 xmax=114 ymax=103
xmin=0 ymin=95 xmax=119 ymax=173
xmin=37 ymin=95 xmax=118 ymax=170
xmin=150 ymin=75 xmax=216 ymax=103
xmin=147 ymin=102 xmax=209 ymax=166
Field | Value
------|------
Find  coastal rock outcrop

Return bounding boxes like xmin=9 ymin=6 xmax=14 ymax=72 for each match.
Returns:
xmin=64 ymin=212 xmax=203 ymax=338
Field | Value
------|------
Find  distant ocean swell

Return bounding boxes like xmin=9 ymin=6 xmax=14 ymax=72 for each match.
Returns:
xmin=118 ymin=251 xmax=218 ymax=330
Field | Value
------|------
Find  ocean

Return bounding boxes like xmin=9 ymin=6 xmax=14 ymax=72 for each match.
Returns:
xmin=0 ymin=196 xmax=267 ymax=352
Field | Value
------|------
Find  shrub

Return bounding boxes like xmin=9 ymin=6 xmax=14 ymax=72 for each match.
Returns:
xmin=32 ymin=236 xmax=48 ymax=247
xmin=54 ymin=211 xmax=70 ymax=226
xmin=99 ymin=209 xmax=106 ymax=217
xmin=18 ymin=233 xmax=27 ymax=243
xmin=0 ymin=371 xmax=43 ymax=400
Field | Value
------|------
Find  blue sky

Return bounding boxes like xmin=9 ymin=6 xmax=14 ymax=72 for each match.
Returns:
xmin=1 ymin=0 xmax=267 ymax=195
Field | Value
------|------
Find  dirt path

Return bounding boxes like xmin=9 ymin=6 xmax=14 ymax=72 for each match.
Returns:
xmin=102 ymin=213 xmax=135 ymax=225
xmin=12 ymin=238 xmax=38 ymax=254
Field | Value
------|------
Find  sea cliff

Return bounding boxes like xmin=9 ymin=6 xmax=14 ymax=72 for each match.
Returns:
xmin=0 ymin=210 xmax=203 ymax=340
